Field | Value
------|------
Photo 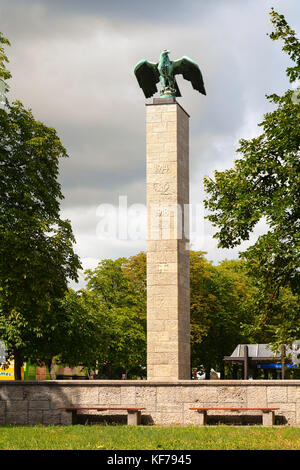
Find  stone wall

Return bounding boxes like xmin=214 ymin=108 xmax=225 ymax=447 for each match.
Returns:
xmin=0 ymin=380 xmax=299 ymax=426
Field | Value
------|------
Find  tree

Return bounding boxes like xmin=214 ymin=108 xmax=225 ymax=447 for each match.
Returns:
xmin=0 ymin=31 xmax=11 ymax=99
xmin=45 ymin=288 xmax=110 ymax=373
xmin=84 ymin=255 xmax=147 ymax=378
xmin=190 ymin=252 xmax=254 ymax=378
xmin=203 ymin=9 xmax=300 ymax=349
xmin=83 ymin=251 xmax=256 ymax=379
xmin=0 ymin=32 xmax=81 ymax=378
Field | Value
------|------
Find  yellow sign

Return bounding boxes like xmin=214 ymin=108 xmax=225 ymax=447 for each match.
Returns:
xmin=0 ymin=363 xmax=24 ymax=380
xmin=0 ymin=365 xmax=15 ymax=380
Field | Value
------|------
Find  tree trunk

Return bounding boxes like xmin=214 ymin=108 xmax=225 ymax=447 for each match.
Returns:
xmin=46 ymin=359 xmax=53 ymax=378
xmin=205 ymin=365 xmax=211 ymax=380
xmin=13 ymin=348 xmax=23 ymax=380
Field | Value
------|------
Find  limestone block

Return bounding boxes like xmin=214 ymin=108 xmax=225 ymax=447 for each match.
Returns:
xmin=158 ymin=131 xmax=176 ymax=143
xmin=28 ymin=410 xmax=43 ymax=425
xmin=27 ymin=386 xmax=52 ymax=401
xmin=262 ymin=410 xmax=275 ymax=426
xmin=156 ymin=403 xmax=183 ymax=414
xmin=60 ymin=410 xmax=73 ymax=425
xmin=6 ymin=400 xmax=28 ymax=413
xmin=151 ymin=122 xmax=168 ymax=132
xmin=147 ymin=262 xmax=178 ymax=275
xmin=49 ymin=386 xmax=73 ymax=399
xmin=165 ymin=320 xmax=181 ymax=331
xmin=147 ymin=143 xmax=165 ymax=153
xmin=70 ymin=386 xmax=99 ymax=405
xmin=147 ymin=293 xmax=178 ymax=308
xmin=287 ymin=385 xmax=298 ymax=402
xmin=156 ymin=386 xmax=181 ymax=404
xmin=152 ymin=411 xmax=184 ymax=425
xmin=146 ymin=308 xmax=177 ymax=321
xmin=274 ymin=402 xmax=296 ymax=416
xmin=98 ymin=386 xmax=121 ymax=405
xmin=267 ymin=386 xmax=288 ymax=403
xmin=178 ymin=386 xmax=218 ymax=404
xmin=0 ymin=401 xmax=5 ymax=424
xmin=42 ymin=410 xmax=61 ymax=426
xmin=164 ymin=142 xmax=177 ymax=153
xmin=147 ymin=319 xmax=168 ymax=332
xmin=147 ymin=113 xmax=162 ymax=123
xmin=184 ymin=408 xmax=206 ymax=426
xmin=147 ymin=285 xmax=179 ymax=298
xmin=148 ymin=364 xmax=178 ymax=379
xmin=161 ymin=112 xmax=177 ymax=122
xmin=155 ymin=152 xmax=178 ymax=162
xmin=147 ymin=331 xmax=175 ymax=344
xmin=147 ymin=251 xmax=178 ymax=264
xmin=167 ymin=121 xmax=177 ymax=131
xmin=147 ymin=132 xmax=160 ymax=144
xmin=296 ymin=405 xmax=300 ymax=425
xmin=147 ymin=104 xmax=176 ymax=114
xmin=6 ymin=412 xmax=28 ymax=425
xmin=120 ymin=386 xmax=136 ymax=405
xmin=247 ymin=386 xmax=267 ymax=407
xmin=217 ymin=386 xmax=247 ymax=404
xmin=148 ymin=353 xmax=179 ymax=366
xmin=0 ymin=385 xmax=25 ymax=401
xmin=29 ymin=400 xmax=50 ymax=410
xmin=147 ymin=272 xmax=178 ymax=286
xmin=135 ymin=386 xmax=157 ymax=407
xmin=50 ymin=395 xmax=72 ymax=409
xmin=127 ymin=409 xmax=141 ymax=425
xmin=153 ymin=342 xmax=180 ymax=353
xmin=147 ymin=240 xmax=178 ymax=252
xmin=147 ymin=162 xmax=177 ymax=178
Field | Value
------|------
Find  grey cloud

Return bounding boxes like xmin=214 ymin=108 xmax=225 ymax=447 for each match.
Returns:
xmin=1 ymin=0 xmax=299 ymax=275
xmin=0 ymin=0 xmax=233 ymax=24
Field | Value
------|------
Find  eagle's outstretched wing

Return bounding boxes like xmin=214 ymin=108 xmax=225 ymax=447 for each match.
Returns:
xmin=134 ymin=60 xmax=160 ymax=98
xmin=172 ymin=56 xmax=206 ymax=95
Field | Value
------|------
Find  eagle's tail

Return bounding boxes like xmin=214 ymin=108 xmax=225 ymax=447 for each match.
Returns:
xmin=174 ymin=78 xmax=181 ymax=97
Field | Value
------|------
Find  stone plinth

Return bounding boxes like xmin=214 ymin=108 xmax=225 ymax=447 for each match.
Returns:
xmin=0 ymin=380 xmax=299 ymax=426
xmin=146 ymin=98 xmax=190 ymax=381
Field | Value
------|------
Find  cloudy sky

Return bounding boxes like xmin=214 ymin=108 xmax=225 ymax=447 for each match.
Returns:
xmin=1 ymin=0 xmax=299 ymax=288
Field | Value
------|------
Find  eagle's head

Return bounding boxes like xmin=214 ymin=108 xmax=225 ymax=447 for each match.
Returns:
xmin=161 ymin=49 xmax=170 ymax=56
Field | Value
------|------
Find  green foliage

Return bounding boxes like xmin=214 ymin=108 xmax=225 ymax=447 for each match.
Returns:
xmin=79 ymin=251 xmax=256 ymax=377
xmin=190 ymin=252 xmax=254 ymax=375
xmin=269 ymin=8 xmax=300 ymax=83
xmin=0 ymin=34 xmax=81 ymax=376
xmin=241 ymin=285 xmax=300 ymax=350
xmin=0 ymin=31 xmax=11 ymax=96
xmin=203 ymin=10 xmax=300 ymax=347
xmin=49 ymin=289 xmax=109 ymax=370
xmin=83 ymin=254 xmax=147 ymax=378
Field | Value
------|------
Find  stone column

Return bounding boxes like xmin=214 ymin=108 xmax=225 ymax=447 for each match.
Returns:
xmin=146 ymin=97 xmax=190 ymax=381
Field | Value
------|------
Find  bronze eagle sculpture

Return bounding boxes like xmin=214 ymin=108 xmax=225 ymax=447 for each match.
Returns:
xmin=134 ymin=49 xmax=206 ymax=99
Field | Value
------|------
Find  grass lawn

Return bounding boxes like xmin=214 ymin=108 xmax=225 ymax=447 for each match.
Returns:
xmin=0 ymin=425 xmax=299 ymax=450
